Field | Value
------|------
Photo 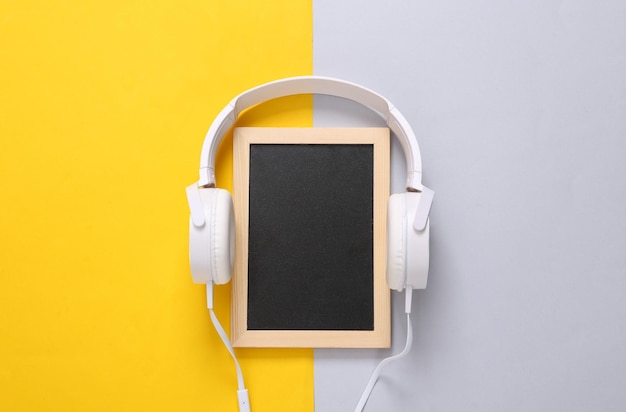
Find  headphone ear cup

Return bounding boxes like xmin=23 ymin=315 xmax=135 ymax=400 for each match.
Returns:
xmin=386 ymin=192 xmax=430 ymax=292
xmin=210 ymin=189 xmax=235 ymax=284
xmin=189 ymin=188 xmax=235 ymax=285
xmin=387 ymin=193 xmax=408 ymax=291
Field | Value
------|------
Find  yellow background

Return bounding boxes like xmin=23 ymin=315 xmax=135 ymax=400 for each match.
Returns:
xmin=0 ymin=1 xmax=312 ymax=411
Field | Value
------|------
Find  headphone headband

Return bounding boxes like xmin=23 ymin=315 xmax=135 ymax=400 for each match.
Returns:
xmin=197 ymin=76 xmax=424 ymax=191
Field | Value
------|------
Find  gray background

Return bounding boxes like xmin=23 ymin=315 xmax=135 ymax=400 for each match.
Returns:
xmin=313 ymin=1 xmax=626 ymax=411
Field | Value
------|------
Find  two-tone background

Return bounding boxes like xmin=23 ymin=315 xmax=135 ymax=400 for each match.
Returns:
xmin=2 ymin=1 xmax=625 ymax=411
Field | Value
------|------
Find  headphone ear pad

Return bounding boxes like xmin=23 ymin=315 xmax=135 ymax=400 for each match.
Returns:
xmin=209 ymin=189 xmax=235 ymax=284
xmin=189 ymin=188 xmax=235 ymax=285
xmin=387 ymin=193 xmax=408 ymax=291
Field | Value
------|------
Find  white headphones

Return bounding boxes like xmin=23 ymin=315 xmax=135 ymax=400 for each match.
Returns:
xmin=186 ymin=76 xmax=434 ymax=412
xmin=186 ymin=76 xmax=433 ymax=293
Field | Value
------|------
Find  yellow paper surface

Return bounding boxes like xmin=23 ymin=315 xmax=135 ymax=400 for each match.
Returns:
xmin=0 ymin=1 xmax=313 ymax=411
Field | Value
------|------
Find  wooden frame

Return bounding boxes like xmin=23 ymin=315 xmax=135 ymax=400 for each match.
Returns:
xmin=232 ymin=127 xmax=390 ymax=348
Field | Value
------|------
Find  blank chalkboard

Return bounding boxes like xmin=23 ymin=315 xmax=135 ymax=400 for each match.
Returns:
xmin=232 ymin=128 xmax=389 ymax=348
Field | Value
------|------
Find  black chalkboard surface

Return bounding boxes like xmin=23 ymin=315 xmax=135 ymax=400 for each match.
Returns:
xmin=232 ymin=128 xmax=390 ymax=348
xmin=248 ymin=143 xmax=374 ymax=331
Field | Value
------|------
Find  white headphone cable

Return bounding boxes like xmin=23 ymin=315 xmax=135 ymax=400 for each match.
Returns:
xmin=206 ymin=282 xmax=251 ymax=412
xmin=354 ymin=286 xmax=414 ymax=412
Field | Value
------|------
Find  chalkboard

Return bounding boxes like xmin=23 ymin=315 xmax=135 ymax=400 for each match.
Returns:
xmin=232 ymin=128 xmax=389 ymax=348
